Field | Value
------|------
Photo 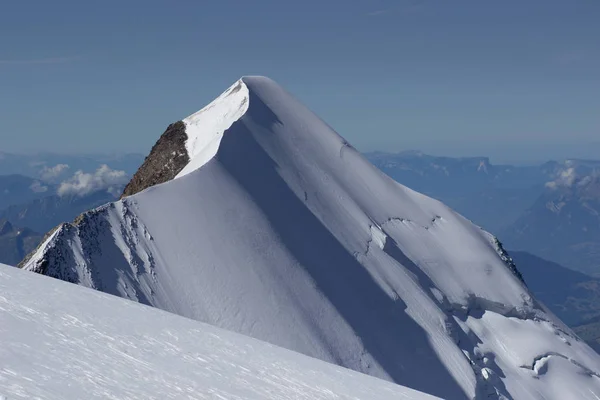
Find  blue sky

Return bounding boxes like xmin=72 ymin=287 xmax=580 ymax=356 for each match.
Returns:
xmin=0 ymin=0 xmax=598 ymax=163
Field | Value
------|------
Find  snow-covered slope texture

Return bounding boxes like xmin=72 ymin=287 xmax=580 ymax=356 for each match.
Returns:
xmin=0 ymin=264 xmax=435 ymax=400
xmin=22 ymin=76 xmax=600 ymax=399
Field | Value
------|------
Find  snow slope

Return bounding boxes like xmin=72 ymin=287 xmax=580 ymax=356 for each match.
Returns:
xmin=22 ymin=76 xmax=600 ymax=399
xmin=0 ymin=263 xmax=434 ymax=400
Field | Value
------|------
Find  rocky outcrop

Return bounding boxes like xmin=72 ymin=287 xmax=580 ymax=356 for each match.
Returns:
xmin=121 ymin=121 xmax=189 ymax=198
xmin=493 ymin=237 xmax=526 ymax=285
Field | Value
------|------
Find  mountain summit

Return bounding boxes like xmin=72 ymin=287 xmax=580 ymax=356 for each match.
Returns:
xmin=22 ymin=76 xmax=600 ymax=399
xmin=121 ymin=79 xmax=249 ymax=197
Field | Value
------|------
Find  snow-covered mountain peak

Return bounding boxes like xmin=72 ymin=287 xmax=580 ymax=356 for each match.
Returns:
xmin=179 ymin=75 xmax=343 ymax=178
xmin=178 ymin=78 xmax=249 ymax=177
xmin=122 ymin=76 xmax=292 ymax=197
xmin=22 ymin=77 xmax=600 ymax=399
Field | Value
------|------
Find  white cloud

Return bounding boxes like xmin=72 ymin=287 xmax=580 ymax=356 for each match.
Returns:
xmin=58 ymin=165 xmax=129 ymax=198
xmin=545 ymin=167 xmax=577 ymax=189
xmin=40 ymin=164 xmax=70 ymax=181
xmin=30 ymin=181 xmax=49 ymax=193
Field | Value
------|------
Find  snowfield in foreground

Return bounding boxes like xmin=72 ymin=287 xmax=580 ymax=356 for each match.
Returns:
xmin=22 ymin=76 xmax=600 ymax=399
xmin=0 ymin=263 xmax=435 ymax=400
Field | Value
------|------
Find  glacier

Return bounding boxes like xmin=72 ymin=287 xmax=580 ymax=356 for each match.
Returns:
xmin=21 ymin=76 xmax=600 ymax=399
xmin=0 ymin=263 xmax=435 ymax=399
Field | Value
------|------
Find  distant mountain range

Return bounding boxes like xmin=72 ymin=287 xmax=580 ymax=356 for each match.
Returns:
xmin=0 ymin=155 xmax=142 ymax=265
xmin=503 ymin=173 xmax=600 ymax=275
xmin=0 ymin=219 xmax=42 ymax=266
xmin=0 ymin=152 xmax=144 ymax=180
xmin=0 ymin=174 xmax=56 ymax=210
xmin=513 ymin=251 xmax=600 ymax=326
xmin=0 ymin=191 xmax=118 ymax=233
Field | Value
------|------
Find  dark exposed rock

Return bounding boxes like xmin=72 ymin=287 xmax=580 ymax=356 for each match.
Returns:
xmin=121 ymin=121 xmax=189 ymax=198
xmin=493 ymin=237 xmax=526 ymax=286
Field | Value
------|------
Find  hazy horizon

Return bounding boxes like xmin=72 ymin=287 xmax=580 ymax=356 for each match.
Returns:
xmin=4 ymin=143 xmax=600 ymax=166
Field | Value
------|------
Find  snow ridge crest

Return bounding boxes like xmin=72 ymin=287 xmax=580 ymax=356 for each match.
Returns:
xmin=176 ymin=78 xmax=251 ymax=178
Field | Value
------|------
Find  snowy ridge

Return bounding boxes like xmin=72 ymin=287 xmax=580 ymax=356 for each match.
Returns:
xmin=23 ymin=76 xmax=600 ymax=399
xmin=177 ymin=79 xmax=249 ymax=178
xmin=25 ymin=201 xmax=163 ymax=305
xmin=0 ymin=263 xmax=435 ymax=399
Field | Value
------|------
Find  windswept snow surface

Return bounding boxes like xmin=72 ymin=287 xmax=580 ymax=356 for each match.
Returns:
xmin=23 ymin=77 xmax=600 ymax=399
xmin=0 ymin=263 xmax=435 ymax=400
xmin=177 ymin=79 xmax=249 ymax=178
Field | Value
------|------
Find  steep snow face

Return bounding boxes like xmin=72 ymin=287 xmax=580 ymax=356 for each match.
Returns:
xmin=0 ymin=264 xmax=435 ymax=400
xmin=178 ymin=79 xmax=249 ymax=178
xmin=23 ymin=76 xmax=600 ymax=399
